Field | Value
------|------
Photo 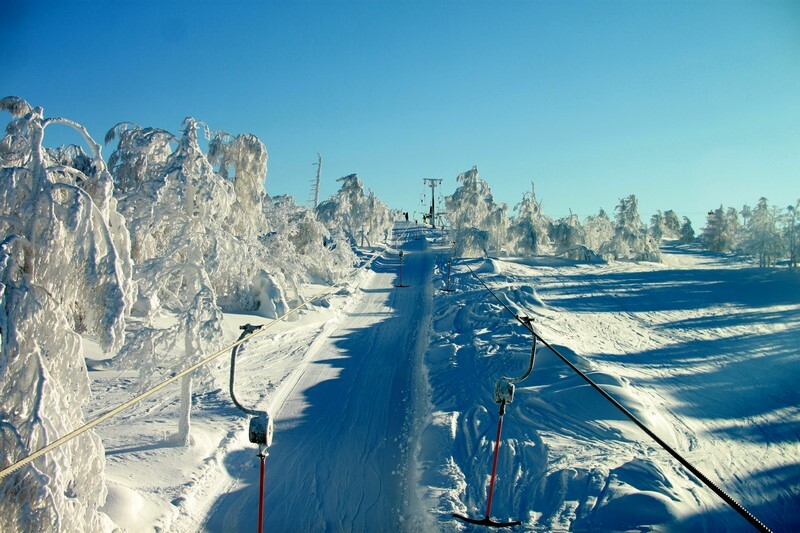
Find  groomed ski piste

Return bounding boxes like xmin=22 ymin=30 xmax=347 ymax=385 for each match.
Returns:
xmin=86 ymin=222 xmax=799 ymax=532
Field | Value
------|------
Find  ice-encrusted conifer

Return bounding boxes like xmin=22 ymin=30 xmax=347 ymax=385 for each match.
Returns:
xmin=600 ymin=195 xmax=661 ymax=261
xmin=742 ymin=197 xmax=783 ymax=267
xmin=445 ymin=166 xmax=508 ymax=257
xmin=551 ymin=212 xmax=586 ymax=259
xmin=700 ymin=205 xmax=738 ymax=253
xmin=663 ymin=209 xmax=681 ymax=237
xmin=650 ymin=210 xmax=667 ymax=244
xmin=208 ymin=132 xmax=268 ymax=241
xmin=584 ymin=209 xmax=615 ymax=253
xmin=0 ymin=97 xmax=132 ymax=531
xmin=264 ymin=195 xmax=356 ymax=285
xmin=107 ymin=119 xmax=242 ymax=445
xmin=679 ymin=217 xmax=695 ymax=244
xmin=508 ymin=183 xmax=552 ymax=256
xmin=316 ymin=174 xmax=392 ymax=247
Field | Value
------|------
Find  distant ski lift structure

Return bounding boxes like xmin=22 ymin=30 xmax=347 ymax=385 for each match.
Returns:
xmin=423 ymin=178 xmax=442 ymax=228
xmin=308 ymin=153 xmax=322 ymax=209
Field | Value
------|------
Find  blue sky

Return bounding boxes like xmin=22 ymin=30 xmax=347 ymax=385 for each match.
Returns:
xmin=2 ymin=0 xmax=798 ymax=227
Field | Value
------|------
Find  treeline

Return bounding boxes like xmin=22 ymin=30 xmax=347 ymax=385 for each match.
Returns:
xmin=444 ymin=166 xmax=798 ymax=268
xmin=0 ymin=96 xmax=391 ymax=531
xmin=700 ymin=199 xmax=799 ymax=267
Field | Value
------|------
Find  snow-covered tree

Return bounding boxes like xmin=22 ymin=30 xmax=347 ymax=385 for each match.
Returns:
xmin=508 ymin=183 xmax=552 ymax=256
xmin=551 ymin=212 xmax=586 ymax=259
xmin=679 ymin=217 xmax=695 ymax=244
xmin=740 ymin=204 xmax=752 ymax=230
xmin=785 ymin=200 xmax=799 ymax=268
xmin=208 ymin=132 xmax=268 ymax=241
xmin=264 ymin=195 xmax=356 ymax=285
xmin=650 ymin=210 xmax=667 ymax=245
xmin=600 ymin=195 xmax=661 ymax=262
xmin=583 ymin=209 xmax=615 ymax=253
xmin=726 ymin=207 xmax=742 ymax=247
xmin=445 ymin=166 xmax=508 ymax=257
xmin=107 ymin=119 xmax=273 ymax=445
xmin=105 ymin=123 xmax=176 ymax=195
xmin=663 ymin=209 xmax=681 ymax=237
xmin=742 ymin=197 xmax=783 ymax=267
xmin=0 ymin=97 xmax=132 ymax=530
xmin=316 ymin=174 xmax=392 ymax=247
xmin=701 ymin=205 xmax=738 ymax=253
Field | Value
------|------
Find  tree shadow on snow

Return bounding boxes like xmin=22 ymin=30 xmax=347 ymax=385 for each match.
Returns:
xmin=537 ymin=267 xmax=800 ymax=314
xmin=602 ymin=329 xmax=800 ymax=421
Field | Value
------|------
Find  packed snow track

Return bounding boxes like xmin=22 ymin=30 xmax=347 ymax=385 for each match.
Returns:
xmin=203 ymin=229 xmax=433 ymax=531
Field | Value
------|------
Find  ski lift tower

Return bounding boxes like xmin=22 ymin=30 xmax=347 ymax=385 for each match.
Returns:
xmin=423 ymin=178 xmax=442 ymax=229
xmin=308 ymin=153 xmax=322 ymax=209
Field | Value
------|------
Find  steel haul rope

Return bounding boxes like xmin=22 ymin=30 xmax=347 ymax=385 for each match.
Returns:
xmin=461 ymin=259 xmax=771 ymax=533
xmin=0 ymin=248 xmax=385 ymax=481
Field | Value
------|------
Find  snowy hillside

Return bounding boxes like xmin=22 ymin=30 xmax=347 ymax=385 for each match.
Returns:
xmin=417 ymin=238 xmax=799 ymax=531
xmin=72 ymin=226 xmax=799 ymax=531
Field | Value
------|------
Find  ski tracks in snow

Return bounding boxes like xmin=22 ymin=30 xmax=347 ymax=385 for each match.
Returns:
xmin=202 ymin=232 xmax=434 ymax=531
xmin=416 ymin=248 xmax=799 ymax=531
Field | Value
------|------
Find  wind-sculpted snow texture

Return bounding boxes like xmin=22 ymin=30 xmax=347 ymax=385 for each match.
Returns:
xmin=417 ymin=242 xmax=799 ymax=531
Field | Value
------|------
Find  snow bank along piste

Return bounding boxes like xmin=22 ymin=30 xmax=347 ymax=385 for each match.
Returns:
xmin=458 ymin=258 xmax=772 ymax=532
xmin=0 ymin=248 xmax=385 ymax=483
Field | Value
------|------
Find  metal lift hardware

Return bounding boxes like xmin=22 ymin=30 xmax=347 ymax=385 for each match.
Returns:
xmin=229 ymin=323 xmax=273 ymax=533
xmin=453 ymin=317 xmax=538 ymax=528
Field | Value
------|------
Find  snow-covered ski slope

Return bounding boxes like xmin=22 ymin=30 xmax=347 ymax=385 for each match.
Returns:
xmin=88 ymin=226 xmax=797 ymax=531
xmin=418 ymin=240 xmax=799 ymax=531
xmin=203 ymin=228 xmax=434 ymax=531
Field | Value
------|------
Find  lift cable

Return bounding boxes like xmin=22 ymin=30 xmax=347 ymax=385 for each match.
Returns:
xmin=0 ymin=248 xmax=384 ymax=482
xmin=462 ymin=260 xmax=771 ymax=533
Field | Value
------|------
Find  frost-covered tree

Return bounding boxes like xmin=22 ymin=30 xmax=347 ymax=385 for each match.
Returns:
xmin=701 ymin=205 xmax=738 ymax=253
xmin=445 ymin=166 xmax=508 ymax=257
xmin=650 ymin=210 xmax=667 ymax=245
xmin=600 ymin=195 xmax=661 ymax=262
xmin=0 ymin=97 xmax=132 ymax=530
xmin=785 ymin=201 xmax=799 ymax=268
xmin=740 ymin=204 xmax=752 ymax=230
xmin=264 ymin=195 xmax=356 ymax=285
xmin=316 ymin=174 xmax=392 ymax=247
xmin=742 ymin=197 xmax=783 ymax=267
xmin=508 ymin=183 xmax=552 ymax=256
xmin=551 ymin=212 xmax=586 ymax=259
xmin=208 ymin=132 xmax=268 ymax=241
xmin=105 ymin=123 xmax=176 ymax=195
xmin=726 ymin=207 xmax=742 ymax=247
xmin=583 ymin=209 xmax=615 ymax=253
xmin=679 ymin=217 xmax=695 ymax=244
xmin=107 ymin=119 xmax=274 ymax=445
xmin=663 ymin=209 xmax=681 ymax=236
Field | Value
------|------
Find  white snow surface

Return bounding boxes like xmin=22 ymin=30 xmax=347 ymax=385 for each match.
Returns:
xmin=83 ymin=228 xmax=798 ymax=532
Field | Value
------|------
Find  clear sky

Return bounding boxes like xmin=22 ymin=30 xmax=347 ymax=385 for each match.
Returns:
xmin=2 ymin=0 xmax=798 ymax=227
